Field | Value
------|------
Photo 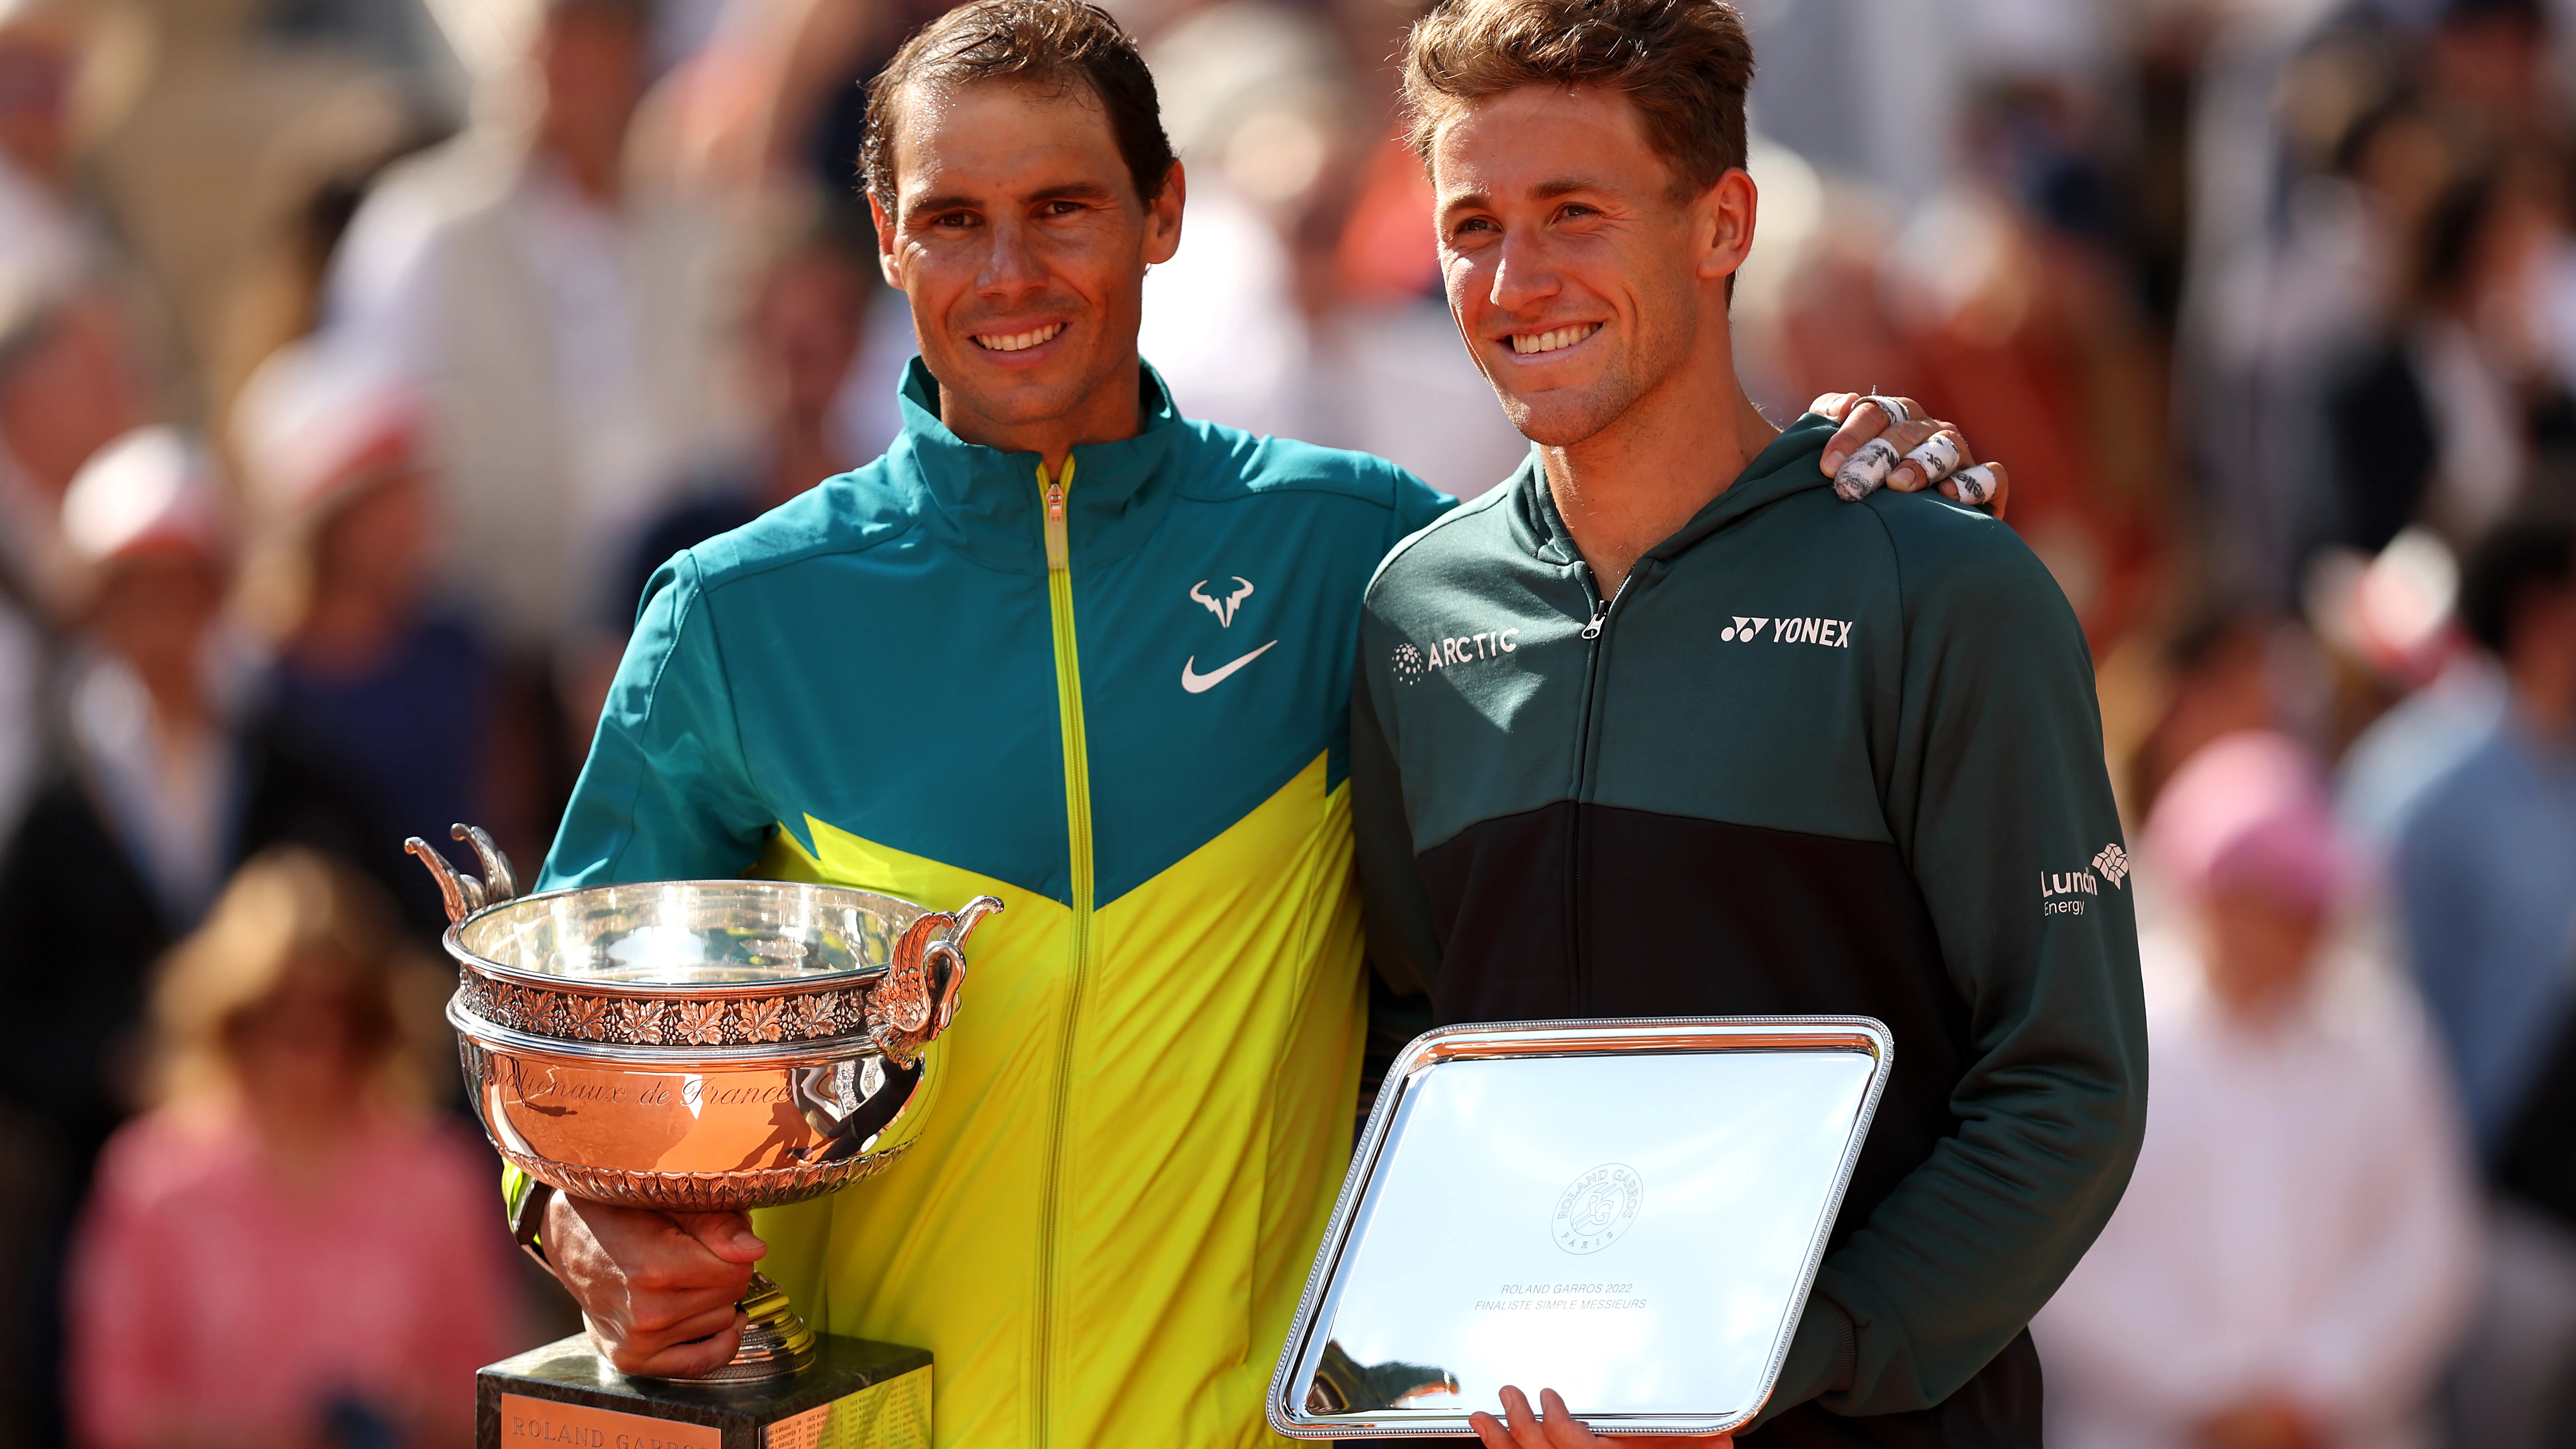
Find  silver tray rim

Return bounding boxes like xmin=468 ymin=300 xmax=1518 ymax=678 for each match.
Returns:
xmin=1265 ymin=1014 xmax=1895 ymax=1438
xmin=440 ymin=878 xmax=936 ymax=996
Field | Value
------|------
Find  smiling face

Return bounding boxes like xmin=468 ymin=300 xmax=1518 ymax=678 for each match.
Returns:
xmin=873 ymin=78 xmax=1183 ymax=450
xmin=1430 ymin=85 xmax=1755 ymax=448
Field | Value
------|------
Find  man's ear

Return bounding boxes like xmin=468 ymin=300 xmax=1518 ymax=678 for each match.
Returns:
xmin=1696 ymin=167 xmax=1758 ymax=285
xmin=1142 ymin=161 xmax=1187 ymax=267
xmin=870 ymin=191 xmax=903 ymax=289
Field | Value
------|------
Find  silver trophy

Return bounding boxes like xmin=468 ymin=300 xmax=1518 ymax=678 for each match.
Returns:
xmin=412 ymin=826 xmax=1002 ymax=1384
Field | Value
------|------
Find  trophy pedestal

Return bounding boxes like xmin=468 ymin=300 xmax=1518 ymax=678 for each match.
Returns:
xmin=478 ymin=1333 xmax=931 ymax=1449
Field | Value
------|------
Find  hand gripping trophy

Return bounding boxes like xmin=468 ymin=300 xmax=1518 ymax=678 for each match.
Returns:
xmin=409 ymin=826 xmax=1001 ymax=1449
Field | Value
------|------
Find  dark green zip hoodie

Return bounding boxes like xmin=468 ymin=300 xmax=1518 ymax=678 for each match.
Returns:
xmin=1352 ymin=415 xmax=2147 ymax=1447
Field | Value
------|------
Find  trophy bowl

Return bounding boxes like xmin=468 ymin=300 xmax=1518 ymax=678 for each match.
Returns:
xmin=412 ymin=827 xmax=1002 ymax=1383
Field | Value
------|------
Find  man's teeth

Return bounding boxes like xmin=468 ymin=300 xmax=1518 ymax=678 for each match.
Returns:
xmin=1510 ymin=324 xmax=1600 ymax=355
xmin=975 ymin=323 xmax=1065 ymax=352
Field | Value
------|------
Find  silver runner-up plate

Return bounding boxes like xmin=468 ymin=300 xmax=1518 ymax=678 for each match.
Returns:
xmin=1268 ymin=1017 xmax=1891 ymax=1438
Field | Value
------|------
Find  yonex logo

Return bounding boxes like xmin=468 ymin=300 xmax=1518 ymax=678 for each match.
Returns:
xmin=1721 ymin=615 xmax=1853 ymax=647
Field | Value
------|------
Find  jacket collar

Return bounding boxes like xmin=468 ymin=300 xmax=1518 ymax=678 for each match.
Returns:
xmin=884 ymin=357 xmax=1184 ymax=575
xmin=1512 ymin=412 xmax=1838 ymax=569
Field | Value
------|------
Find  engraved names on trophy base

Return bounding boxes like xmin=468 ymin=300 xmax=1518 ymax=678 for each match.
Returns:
xmin=478 ymin=1334 xmax=931 ymax=1449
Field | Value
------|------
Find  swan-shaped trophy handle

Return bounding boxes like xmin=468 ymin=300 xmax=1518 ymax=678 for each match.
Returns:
xmin=403 ymin=823 xmax=522 ymax=924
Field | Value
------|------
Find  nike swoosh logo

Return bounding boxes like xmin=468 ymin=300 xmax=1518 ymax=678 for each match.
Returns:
xmin=1181 ymin=640 xmax=1280 ymax=694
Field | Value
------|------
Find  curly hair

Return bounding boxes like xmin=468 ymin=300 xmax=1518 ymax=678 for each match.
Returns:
xmin=860 ymin=0 xmax=1177 ymax=215
xmin=1401 ymin=0 xmax=1756 ymax=198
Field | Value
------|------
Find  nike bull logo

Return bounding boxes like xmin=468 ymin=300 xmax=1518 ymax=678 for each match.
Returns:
xmin=1191 ymin=576 xmax=1255 ymax=627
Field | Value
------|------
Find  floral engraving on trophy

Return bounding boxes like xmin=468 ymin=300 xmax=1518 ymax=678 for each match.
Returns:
xmin=740 ymin=996 xmax=787 ymax=1043
xmin=618 ymin=997 xmax=667 ymax=1044
xmin=677 ymin=999 xmax=729 ymax=1046
xmin=565 ymin=994 xmax=613 ymax=1040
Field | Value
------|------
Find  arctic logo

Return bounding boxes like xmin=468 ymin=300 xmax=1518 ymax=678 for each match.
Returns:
xmin=1392 ymin=630 xmax=1519 ymax=685
xmin=1721 ymin=615 xmax=1854 ymax=647
xmin=1191 ymin=576 xmax=1255 ymax=627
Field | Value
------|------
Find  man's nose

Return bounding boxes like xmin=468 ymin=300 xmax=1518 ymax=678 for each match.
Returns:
xmin=1487 ymin=229 xmax=1559 ymax=313
xmin=977 ymin=218 xmax=1047 ymax=300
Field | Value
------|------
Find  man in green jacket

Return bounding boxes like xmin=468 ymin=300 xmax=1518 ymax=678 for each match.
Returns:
xmin=518 ymin=1 xmax=2007 ymax=1444
xmin=1351 ymin=2 xmax=2147 ymax=1446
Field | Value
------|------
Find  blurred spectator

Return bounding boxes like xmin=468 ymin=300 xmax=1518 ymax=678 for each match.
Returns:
xmin=0 ymin=426 xmax=398 ymax=1449
xmin=2319 ymin=142 xmax=2567 ymax=560
xmin=232 ymin=338 xmax=494 ymax=918
xmin=323 ymin=0 xmax=750 ymax=660
xmin=65 ymin=846 xmax=510 ymax=1449
xmin=2328 ymin=528 xmax=2507 ymax=848
xmin=611 ymin=217 xmax=871 ymax=618
xmin=555 ymin=220 xmax=870 ymax=736
xmin=2037 ymin=731 xmax=2478 ymax=1449
xmin=2386 ymin=508 xmax=2576 ymax=1449
xmin=0 ymin=0 xmax=89 ymax=287
xmin=0 ymin=271 xmax=148 ymax=618
xmin=2396 ymin=510 xmax=2576 ymax=1152
xmin=0 ymin=424 xmax=401 ymax=1167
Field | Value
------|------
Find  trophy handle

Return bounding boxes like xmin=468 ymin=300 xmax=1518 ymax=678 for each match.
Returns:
xmin=404 ymin=823 xmax=519 ymax=924
xmin=869 ymin=894 xmax=1004 ymax=1063
xmin=405 ymin=837 xmax=486 ymax=923
xmin=933 ymin=895 xmax=1004 ymax=1036
xmin=452 ymin=823 xmax=520 ymax=904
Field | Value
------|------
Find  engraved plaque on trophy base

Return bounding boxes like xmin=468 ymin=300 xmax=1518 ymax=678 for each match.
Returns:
xmin=477 ymin=1334 xmax=932 ymax=1449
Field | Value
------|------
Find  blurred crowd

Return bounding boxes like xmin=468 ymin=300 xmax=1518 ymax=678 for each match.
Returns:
xmin=0 ymin=0 xmax=2573 ymax=1442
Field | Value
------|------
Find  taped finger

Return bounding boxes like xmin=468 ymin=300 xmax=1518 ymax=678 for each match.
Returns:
xmin=1897 ymin=430 xmax=1964 ymax=489
xmin=1949 ymin=464 xmax=2000 ymax=506
xmin=1859 ymin=393 xmax=1912 ymax=426
xmin=1834 ymin=435 xmax=1900 ymax=501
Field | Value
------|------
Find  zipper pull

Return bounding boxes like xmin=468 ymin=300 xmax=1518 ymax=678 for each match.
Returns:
xmin=1039 ymin=457 xmax=1075 ymax=571
xmin=1573 ymin=559 xmax=1608 ymax=639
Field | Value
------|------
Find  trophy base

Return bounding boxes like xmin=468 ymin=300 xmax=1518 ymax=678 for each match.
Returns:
xmin=478 ymin=1332 xmax=931 ymax=1449
xmin=680 ymin=1273 xmax=819 ymax=1383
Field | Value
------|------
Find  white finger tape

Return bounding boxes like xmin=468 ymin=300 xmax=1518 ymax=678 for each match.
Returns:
xmin=1901 ymin=432 xmax=1962 ymax=486
xmin=1834 ymin=436 xmax=1900 ymax=502
xmin=1862 ymin=394 xmax=1912 ymax=426
xmin=1951 ymin=464 xmax=1999 ymax=506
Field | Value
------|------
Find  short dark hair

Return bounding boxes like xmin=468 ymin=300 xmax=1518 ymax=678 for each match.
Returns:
xmin=2459 ymin=510 xmax=2576 ymax=657
xmin=861 ymin=0 xmax=1177 ymax=215
xmin=1400 ymin=0 xmax=1756 ymax=198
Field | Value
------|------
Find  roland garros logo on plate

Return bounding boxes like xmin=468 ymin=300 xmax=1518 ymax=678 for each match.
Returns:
xmin=1552 ymin=1163 xmax=1643 ymax=1255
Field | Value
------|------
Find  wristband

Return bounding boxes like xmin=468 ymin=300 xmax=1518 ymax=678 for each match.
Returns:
xmin=508 ymin=1174 xmax=557 ymax=1267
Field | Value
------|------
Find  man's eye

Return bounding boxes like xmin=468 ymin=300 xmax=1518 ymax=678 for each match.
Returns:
xmin=1041 ymin=200 xmax=1082 ymax=218
xmin=1557 ymin=204 xmax=1596 ymax=221
xmin=1451 ymin=217 xmax=1496 ymax=239
xmin=932 ymin=212 xmax=976 ymax=229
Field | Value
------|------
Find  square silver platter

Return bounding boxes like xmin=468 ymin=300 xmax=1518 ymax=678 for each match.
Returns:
xmin=1268 ymin=1016 xmax=1891 ymax=1438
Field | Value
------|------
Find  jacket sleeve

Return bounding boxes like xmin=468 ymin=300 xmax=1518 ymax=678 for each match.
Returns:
xmin=539 ymin=551 xmax=775 ymax=889
xmin=1766 ymin=501 xmax=2149 ymax=1422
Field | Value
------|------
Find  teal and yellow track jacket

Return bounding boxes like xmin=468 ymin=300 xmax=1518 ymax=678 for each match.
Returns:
xmin=540 ymin=361 xmax=1450 ymax=1448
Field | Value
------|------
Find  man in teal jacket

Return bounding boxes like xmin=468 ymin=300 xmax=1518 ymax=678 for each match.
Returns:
xmin=1352 ymin=2 xmax=2145 ymax=1447
xmin=522 ymin=1 xmax=2004 ymax=1444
